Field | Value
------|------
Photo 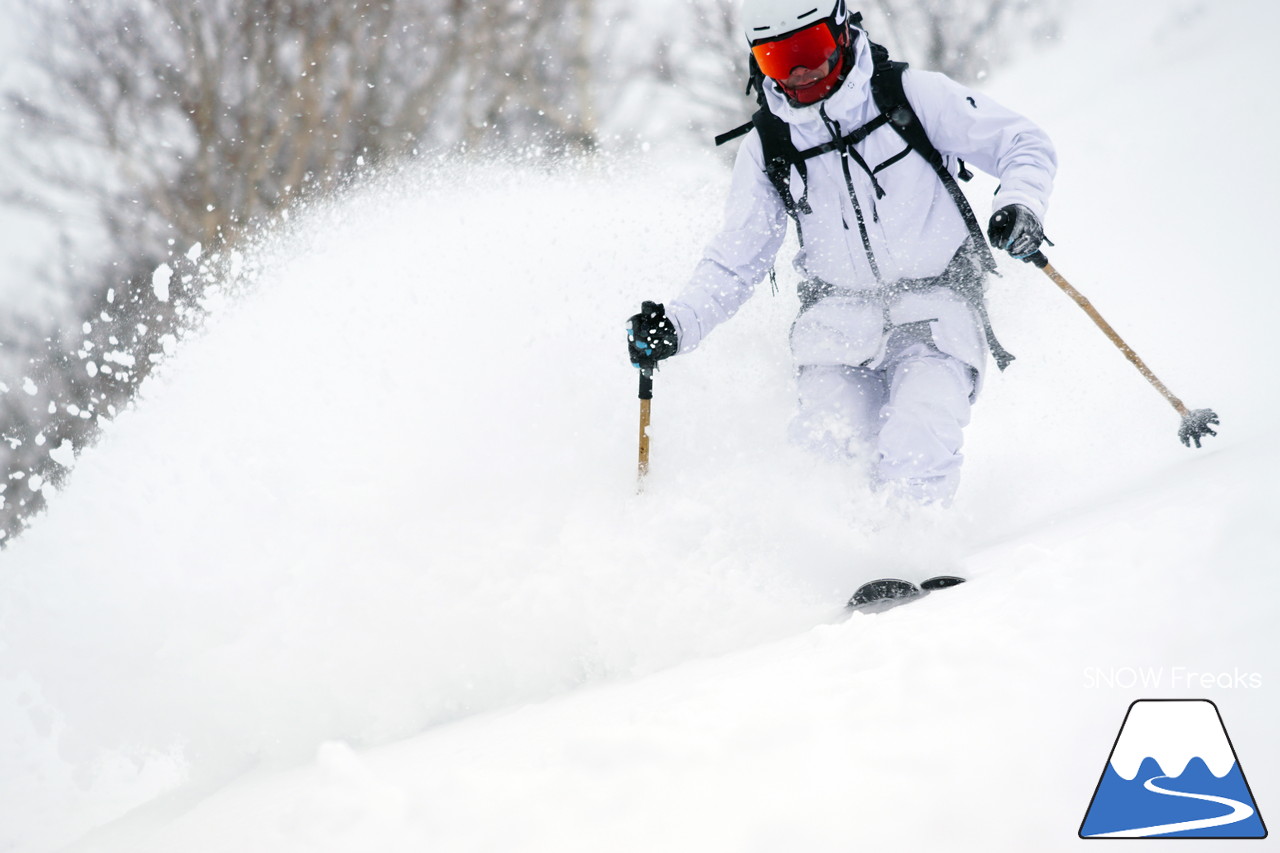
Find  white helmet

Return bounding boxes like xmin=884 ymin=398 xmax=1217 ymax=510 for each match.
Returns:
xmin=742 ymin=0 xmax=854 ymax=104
xmin=741 ymin=0 xmax=851 ymax=45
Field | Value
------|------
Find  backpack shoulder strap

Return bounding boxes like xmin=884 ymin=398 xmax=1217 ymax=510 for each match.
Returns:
xmin=752 ymin=104 xmax=812 ymax=223
xmin=716 ymin=103 xmax=811 ymax=227
xmin=870 ymin=56 xmax=1016 ymax=369
xmin=717 ymin=54 xmax=812 ymax=227
xmin=869 ymin=58 xmax=996 ymax=275
xmin=713 ymin=95 xmax=809 ymax=292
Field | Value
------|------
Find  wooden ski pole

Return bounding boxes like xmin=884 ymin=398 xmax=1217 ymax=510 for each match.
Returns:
xmin=1025 ymin=249 xmax=1219 ymax=448
xmin=637 ymin=366 xmax=653 ymax=489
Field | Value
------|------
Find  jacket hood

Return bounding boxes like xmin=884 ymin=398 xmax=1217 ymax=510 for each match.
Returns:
xmin=761 ymin=27 xmax=875 ymax=125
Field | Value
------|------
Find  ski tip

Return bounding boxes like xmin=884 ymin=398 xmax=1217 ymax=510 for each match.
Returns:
xmin=847 ymin=578 xmax=921 ymax=610
xmin=846 ymin=576 xmax=967 ymax=612
xmin=920 ymin=575 xmax=966 ymax=591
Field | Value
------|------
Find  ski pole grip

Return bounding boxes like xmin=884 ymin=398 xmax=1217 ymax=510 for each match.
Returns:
xmin=638 ymin=367 xmax=653 ymax=401
xmin=990 ymin=209 xmax=1050 ymax=268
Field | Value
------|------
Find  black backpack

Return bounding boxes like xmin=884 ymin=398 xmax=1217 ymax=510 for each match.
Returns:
xmin=717 ymin=16 xmax=1014 ymax=369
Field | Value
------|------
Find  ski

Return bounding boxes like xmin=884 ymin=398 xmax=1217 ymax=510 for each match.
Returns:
xmin=847 ymin=575 xmax=966 ymax=612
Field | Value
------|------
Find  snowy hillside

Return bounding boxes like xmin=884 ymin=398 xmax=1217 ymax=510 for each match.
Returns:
xmin=3 ymin=0 xmax=1279 ymax=850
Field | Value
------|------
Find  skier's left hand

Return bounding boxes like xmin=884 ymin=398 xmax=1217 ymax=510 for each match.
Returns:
xmin=988 ymin=204 xmax=1045 ymax=262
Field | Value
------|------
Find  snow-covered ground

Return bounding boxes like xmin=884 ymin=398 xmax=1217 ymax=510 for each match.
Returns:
xmin=2 ymin=0 xmax=1278 ymax=850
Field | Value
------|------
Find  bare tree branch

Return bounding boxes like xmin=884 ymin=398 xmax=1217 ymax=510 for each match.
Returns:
xmin=0 ymin=0 xmax=605 ymax=540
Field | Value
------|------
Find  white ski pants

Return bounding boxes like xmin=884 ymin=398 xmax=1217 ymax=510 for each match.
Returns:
xmin=788 ymin=341 xmax=975 ymax=504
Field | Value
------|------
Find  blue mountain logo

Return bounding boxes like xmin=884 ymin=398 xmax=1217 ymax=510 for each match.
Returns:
xmin=1081 ymin=700 xmax=1267 ymax=839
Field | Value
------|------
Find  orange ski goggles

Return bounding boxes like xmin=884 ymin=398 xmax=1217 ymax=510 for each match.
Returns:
xmin=750 ymin=20 xmax=840 ymax=82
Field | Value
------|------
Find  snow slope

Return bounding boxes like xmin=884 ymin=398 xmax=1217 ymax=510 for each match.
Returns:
xmin=3 ymin=0 xmax=1279 ymax=850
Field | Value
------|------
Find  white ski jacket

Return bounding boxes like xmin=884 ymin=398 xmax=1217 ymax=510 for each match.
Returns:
xmin=666 ymin=31 xmax=1057 ymax=376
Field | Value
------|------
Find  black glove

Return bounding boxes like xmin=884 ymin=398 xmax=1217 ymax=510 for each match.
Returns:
xmin=988 ymin=204 xmax=1045 ymax=262
xmin=627 ymin=301 xmax=678 ymax=368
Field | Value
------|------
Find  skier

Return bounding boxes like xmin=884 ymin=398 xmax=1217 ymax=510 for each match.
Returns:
xmin=628 ymin=0 xmax=1057 ymax=506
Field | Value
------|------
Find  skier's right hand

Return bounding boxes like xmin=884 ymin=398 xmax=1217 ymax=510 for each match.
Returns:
xmin=987 ymin=204 xmax=1045 ymax=262
xmin=627 ymin=301 xmax=678 ymax=368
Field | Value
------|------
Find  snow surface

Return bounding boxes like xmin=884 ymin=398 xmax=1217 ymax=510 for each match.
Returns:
xmin=3 ymin=0 xmax=1279 ymax=851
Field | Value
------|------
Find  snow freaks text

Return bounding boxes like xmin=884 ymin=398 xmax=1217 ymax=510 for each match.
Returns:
xmin=1082 ymin=667 xmax=1264 ymax=691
